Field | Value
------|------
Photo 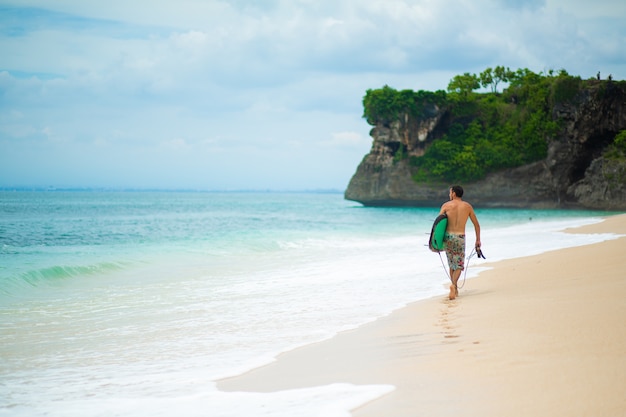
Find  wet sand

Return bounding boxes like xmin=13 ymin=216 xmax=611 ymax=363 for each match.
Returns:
xmin=218 ymin=213 xmax=626 ymax=416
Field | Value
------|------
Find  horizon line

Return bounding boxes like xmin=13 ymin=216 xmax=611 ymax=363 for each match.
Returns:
xmin=0 ymin=186 xmax=345 ymax=194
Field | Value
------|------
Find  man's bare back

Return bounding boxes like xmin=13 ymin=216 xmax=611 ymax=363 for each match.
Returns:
xmin=439 ymin=189 xmax=480 ymax=244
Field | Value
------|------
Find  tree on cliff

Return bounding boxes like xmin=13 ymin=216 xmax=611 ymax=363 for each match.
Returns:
xmin=362 ymin=85 xmax=446 ymax=126
xmin=479 ymin=66 xmax=513 ymax=93
xmin=447 ymin=73 xmax=480 ymax=98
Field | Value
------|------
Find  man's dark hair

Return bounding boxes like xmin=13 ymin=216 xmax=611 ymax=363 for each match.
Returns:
xmin=451 ymin=185 xmax=464 ymax=198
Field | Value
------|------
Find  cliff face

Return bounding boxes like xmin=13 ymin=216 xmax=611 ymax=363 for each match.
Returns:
xmin=345 ymin=82 xmax=626 ymax=209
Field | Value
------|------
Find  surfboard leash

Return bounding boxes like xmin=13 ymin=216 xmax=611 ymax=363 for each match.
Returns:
xmin=437 ymin=247 xmax=483 ymax=290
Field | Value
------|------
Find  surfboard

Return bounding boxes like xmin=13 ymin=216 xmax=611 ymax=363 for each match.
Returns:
xmin=429 ymin=213 xmax=447 ymax=253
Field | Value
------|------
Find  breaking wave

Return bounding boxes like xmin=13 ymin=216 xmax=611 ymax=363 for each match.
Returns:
xmin=0 ymin=261 xmax=129 ymax=296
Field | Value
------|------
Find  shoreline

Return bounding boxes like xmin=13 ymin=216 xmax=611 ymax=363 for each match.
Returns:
xmin=217 ymin=213 xmax=626 ymax=416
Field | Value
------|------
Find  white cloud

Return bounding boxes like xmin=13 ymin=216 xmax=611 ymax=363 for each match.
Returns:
xmin=547 ymin=0 xmax=626 ymax=18
xmin=0 ymin=0 xmax=625 ymax=189
xmin=160 ymin=138 xmax=191 ymax=151
xmin=322 ymin=131 xmax=370 ymax=148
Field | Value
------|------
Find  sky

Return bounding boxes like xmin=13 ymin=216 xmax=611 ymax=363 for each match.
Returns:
xmin=1 ymin=0 xmax=625 ymax=190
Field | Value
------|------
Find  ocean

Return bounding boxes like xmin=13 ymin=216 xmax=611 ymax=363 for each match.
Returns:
xmin=0 ymin=191 xmax=620 ymax=417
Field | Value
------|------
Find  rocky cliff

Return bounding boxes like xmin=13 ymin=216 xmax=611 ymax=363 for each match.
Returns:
xmin=345 ymin=81 xmax=626 ymax=210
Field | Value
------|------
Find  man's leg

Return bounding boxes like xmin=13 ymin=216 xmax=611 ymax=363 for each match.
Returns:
xmin=449 ymin=268 xmax=461 ymax=300
xmin=446 ymin=234 xmax=464 ymax=300
xmin=451 ymin=269 xmax=461 ymax=293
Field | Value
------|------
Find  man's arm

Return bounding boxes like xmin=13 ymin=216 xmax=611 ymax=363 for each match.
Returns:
xmin=469 ymin=208 xmax=481 ymax=247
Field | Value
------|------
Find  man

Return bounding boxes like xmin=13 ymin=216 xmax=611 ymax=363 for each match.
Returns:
xmin=438 ymin=185 xmax=481 ymax=300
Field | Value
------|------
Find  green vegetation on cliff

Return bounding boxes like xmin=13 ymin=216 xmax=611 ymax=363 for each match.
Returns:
xmin=362 ymin=86 xmax=447 ymax=125
xmin=362 ymin=67 xmax=591 ymax=182
xmin=606 ymin=130 xmax=626 ymax=160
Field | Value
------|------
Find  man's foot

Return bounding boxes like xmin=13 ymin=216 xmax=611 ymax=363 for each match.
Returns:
xmin=449 ymin=284 xmax=456 ymax=300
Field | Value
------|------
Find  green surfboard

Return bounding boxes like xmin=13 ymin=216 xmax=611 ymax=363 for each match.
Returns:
xmin=429 ymin=214 xmax=447 ymax=253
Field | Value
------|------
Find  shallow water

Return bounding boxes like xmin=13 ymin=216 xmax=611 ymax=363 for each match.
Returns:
xmin=0 ymin=191 xmax=620 ymax=416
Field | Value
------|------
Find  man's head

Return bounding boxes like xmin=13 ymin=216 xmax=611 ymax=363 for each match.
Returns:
xmin=450 ymin=185 xmax=464 ymax=198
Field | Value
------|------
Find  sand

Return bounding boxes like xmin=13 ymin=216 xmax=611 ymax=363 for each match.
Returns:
xmin=217 ymin=214 xmax=626 ymax=416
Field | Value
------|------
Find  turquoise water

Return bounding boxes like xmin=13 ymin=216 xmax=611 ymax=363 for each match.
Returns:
xmin=0 ymin=191 xmax=621 ymax=416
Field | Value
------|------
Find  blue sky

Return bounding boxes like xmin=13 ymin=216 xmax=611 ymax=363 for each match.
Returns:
xmin=1 ymin=0 xmax=625 ymax=190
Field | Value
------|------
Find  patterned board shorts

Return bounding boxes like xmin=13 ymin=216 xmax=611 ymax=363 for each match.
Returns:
xmin=444 ymin=233 xmax=465 ymax=271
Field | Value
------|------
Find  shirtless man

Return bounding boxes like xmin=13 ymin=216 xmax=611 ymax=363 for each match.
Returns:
xmin=438 ymin=185 xmax=481 ymax=300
